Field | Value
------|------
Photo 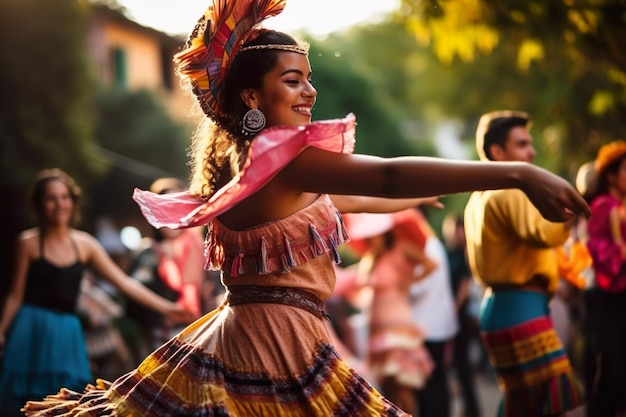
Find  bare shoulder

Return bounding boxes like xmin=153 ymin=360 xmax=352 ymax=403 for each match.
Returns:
xmin=18 ymin=227 xmax=39 ymax=241
xmin=72 ymin=229 xmax=98 ymax=245
xmin=71 ymin=229 xmax=101 ymax=254
xmin=16 ymin=228 xmax=40 ymax=257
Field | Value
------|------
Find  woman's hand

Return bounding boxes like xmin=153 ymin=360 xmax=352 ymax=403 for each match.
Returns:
xmin=521 ymin=165 xmax=591 ymax=223
xmin=416 ymin=196 xmax=444 ymax=210
xmin=165 ymin=303 xmax=197 ymax=324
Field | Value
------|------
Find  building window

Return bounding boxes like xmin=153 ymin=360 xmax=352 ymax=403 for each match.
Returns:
xmin=110 ymin=46 xmax=127 ymax=89
xmin=160 ymin=46 xmax=173 ymax=91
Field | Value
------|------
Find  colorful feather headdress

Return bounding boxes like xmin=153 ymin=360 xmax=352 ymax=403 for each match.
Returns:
xmin=174 ymin=0 xmax=302 ymax=118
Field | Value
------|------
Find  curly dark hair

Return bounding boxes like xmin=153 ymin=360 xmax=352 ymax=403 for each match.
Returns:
xmin=187 ymin=30 xmax=305 ymax=199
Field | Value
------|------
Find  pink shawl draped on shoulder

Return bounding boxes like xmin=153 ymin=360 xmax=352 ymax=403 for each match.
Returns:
xmin=133 ymin=114 xmax=356 ymax=229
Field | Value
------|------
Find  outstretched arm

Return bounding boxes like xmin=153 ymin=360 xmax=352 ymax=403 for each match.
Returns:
xmin=282 ymin=149 xmax=590 ymax=222
xmin=83 ymin=233 xmax=194 ymax=323
xmin=329 ymin=195 xmax=443 ymax=214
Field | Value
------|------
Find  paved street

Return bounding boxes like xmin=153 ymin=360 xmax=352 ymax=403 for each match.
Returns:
xmin=449 ymin=370 xmax=500 ymax=417
xmin=449 ymin=371 xmax=586 ymax=417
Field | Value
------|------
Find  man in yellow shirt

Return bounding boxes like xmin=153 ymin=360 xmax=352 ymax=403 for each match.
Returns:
xmin=464 ymin=110 xmax=583 ymax=417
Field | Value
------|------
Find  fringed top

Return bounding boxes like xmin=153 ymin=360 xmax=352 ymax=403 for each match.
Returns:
xmin=207 ymin=194 xmax=349 ymax=277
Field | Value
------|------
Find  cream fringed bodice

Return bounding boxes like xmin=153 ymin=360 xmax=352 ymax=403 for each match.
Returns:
xmin=205 ymin=194 xmax=349 ymax=300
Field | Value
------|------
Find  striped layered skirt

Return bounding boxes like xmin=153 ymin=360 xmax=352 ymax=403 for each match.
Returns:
xmin=480 ymin=290 xmax=583 ymax=417
xmin=22 ymin=295 xmax=409 ymax=416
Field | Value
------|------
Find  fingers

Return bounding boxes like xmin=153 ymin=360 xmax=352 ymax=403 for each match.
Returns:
xmin=537 ymin=199 xmax=579 ymax=224
xmin=419 ymin=196 xmax=444 ymax=209
xmin=551 ymin=183 xmax=592 ymax=222
xmin=563 ymin=211 xmax=579 ymax=230
xmin=560 ymin=188 xmax=591 ymax=221
xmin=573 ymin=193 xmax=592 ymax=219
xmin=525 ymin=167 xmax=590 ymax=222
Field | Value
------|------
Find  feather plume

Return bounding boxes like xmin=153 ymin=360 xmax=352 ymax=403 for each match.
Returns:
xmin=175 ymin=0 xmax=287 ymax=118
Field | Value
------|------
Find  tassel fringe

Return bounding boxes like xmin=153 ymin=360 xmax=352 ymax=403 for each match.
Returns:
xmin=206 ymin=196 xmax=350 ymax=276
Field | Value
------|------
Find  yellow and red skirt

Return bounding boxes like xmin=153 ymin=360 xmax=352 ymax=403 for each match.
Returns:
xmin=480 ymin=289 xmax=583 ymax=417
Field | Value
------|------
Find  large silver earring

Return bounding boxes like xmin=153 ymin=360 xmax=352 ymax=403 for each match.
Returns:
xmin=241 ymin=108 xmax=266 ymax=136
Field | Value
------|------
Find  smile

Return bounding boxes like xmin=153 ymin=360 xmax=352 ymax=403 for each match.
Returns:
xmin=293 ymin=106 xmax=311 ymax=115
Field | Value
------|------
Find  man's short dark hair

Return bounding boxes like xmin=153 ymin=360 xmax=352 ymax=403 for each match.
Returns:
xmin=475 ymin=110 xmax=530 ymax=161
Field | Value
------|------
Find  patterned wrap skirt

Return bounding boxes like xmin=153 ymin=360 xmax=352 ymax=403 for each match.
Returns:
xmin=479 ymin=290 xmax=583 ymax=417
xmin=0 ymin=305 xmax=92 ymax=415
xmin=22 ymin=193 xmax=410 ymax=416
xmin=22 ymin=295 xmax=409 ymax=416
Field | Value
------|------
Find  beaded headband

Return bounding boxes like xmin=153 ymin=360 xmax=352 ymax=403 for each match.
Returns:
xmin=238 ymin=44 xmax=308 ymax=54
xmin=174 ymin=0 xmax=291 ymax=118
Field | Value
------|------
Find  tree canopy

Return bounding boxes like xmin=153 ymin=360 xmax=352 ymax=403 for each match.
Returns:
xmin=86 ymin=88 xmax=191 ymax=227
xmin=0 ymin=0 xmax=97 ymax=188
xmin=4 ymin=0 xmax=624 ymax=247
xmin=400 ymin=0 xmax=626 ymax=176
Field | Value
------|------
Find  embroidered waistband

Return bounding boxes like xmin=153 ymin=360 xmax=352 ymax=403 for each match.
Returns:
xmin=489 ymin=274 xmax=550 ymax=294
xmin=226 ymin=285 xmax=330 ymax=320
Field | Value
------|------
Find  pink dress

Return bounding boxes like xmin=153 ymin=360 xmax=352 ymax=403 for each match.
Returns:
xmin=23 ymin=115 xmax=410 ymax=417
xmin=368 ymin=243 xmax=433 ymax=389
xmin=587 ymin=193 xmax=626 ymax=293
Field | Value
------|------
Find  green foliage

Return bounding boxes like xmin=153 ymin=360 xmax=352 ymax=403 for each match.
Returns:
xmin=0 ymin=0 xmax=193 ymax=234
xmin=308 ymin=38 xmax=436 ymax=158
xmin=0 ymin=0 xmax=101 ymax=283
xmin=94 ymin=88 xmax=191 ymax=180
xmin=400 ymin=0 xmax=626 ymax=177
xmin=86 ymin=88 xmax=192 ymax=225
xmin=0 ymin=0 xmax=98 ymax=187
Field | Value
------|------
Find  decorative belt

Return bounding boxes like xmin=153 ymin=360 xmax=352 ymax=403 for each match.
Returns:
xmin=489 ymin=274 xmax=550 ymax=293
xmin=490 ymin=283 xmax=547 ymax=293
xmin=226 ymin=285 xmax=330 ymax=321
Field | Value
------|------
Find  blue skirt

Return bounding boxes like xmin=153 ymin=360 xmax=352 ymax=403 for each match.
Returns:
xmin=479 ymin=289 xmax=550 ymax=332
xmin=0 ymin=304 xmax=92 ymax=414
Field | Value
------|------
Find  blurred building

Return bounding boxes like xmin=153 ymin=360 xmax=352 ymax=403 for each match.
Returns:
xmin=77 ymin=4 xmax=196 ymax=240
xmin=86 ymin=3 xmax=192 ymax=120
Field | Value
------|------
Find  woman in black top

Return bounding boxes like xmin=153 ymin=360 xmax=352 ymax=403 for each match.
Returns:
xmin=0 ymin=169 xmax=192 ymax=416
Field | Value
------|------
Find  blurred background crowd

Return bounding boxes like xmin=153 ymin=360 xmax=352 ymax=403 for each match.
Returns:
xmin=1 ymin=1 xmax=626 ymax=416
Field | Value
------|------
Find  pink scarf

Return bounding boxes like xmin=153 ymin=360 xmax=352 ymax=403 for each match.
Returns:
xmin=133 ymin=114 xmax=356 ymax=229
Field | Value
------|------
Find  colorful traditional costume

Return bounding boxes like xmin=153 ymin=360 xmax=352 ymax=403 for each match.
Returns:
xmin=367 ymin=240 xmax=433 ymax=390
xmin=464 ymin=188 xmax=583 ymax=417
xmin=587 ymin=193 xmax=626 ymax=293
xmin=22 ymin=0 xmax=412 ymax=414
xmin=584 ymin=141 xmax=626 ymax=415
xmin=345 ymin=211 xmax=434 ymax=391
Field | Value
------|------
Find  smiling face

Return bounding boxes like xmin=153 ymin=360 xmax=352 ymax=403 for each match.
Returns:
xmin=40 ymin=179 xmax=75 ymax=227
xmin=243 ymin=52 xmax=316 ymax=128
